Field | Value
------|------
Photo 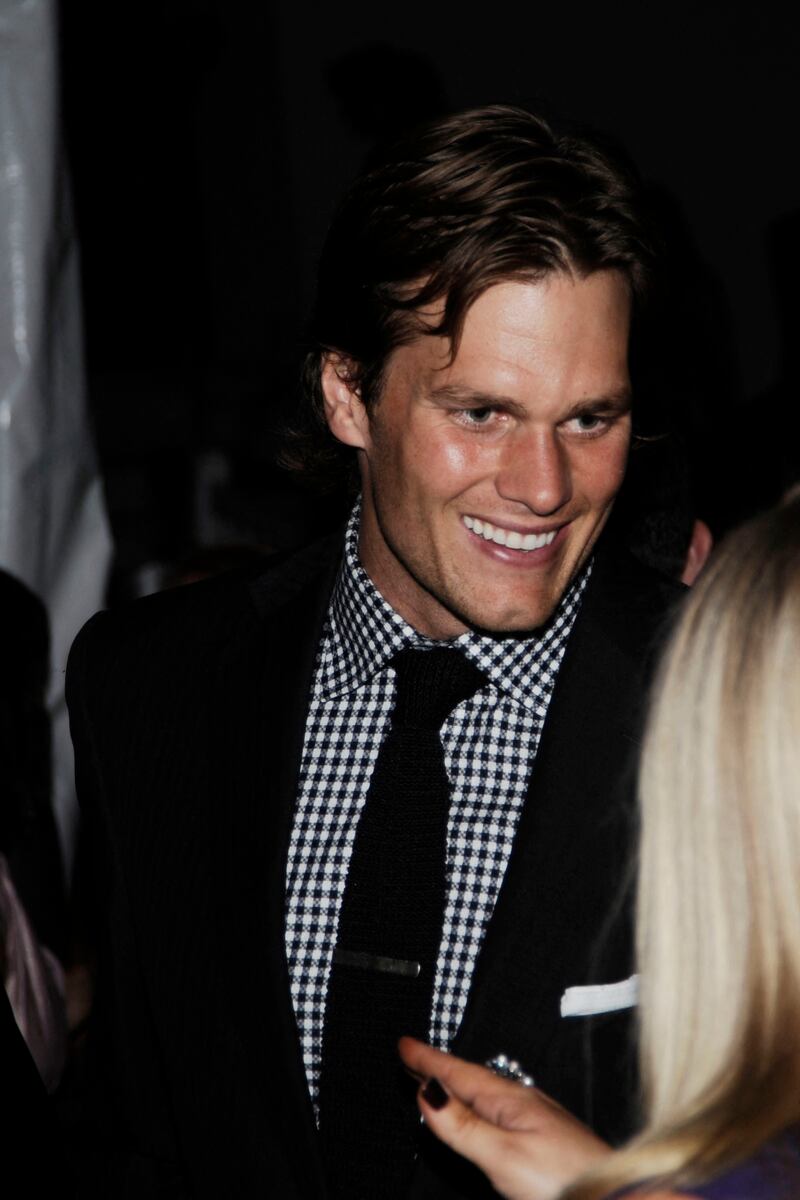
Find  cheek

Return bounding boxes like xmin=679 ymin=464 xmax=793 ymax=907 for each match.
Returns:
xmin=581 ymin=440 xmax=630 ymax=507
xmin=606 ymin=448 xmax=630 ymax=493
xmin=397 ymin=432 xmax=488 ymax=495
xmin=438 ymin=440 xmax=480 ymax=476
xmin=370 ymin=410 xmax=495 ymax=506
xmin=433 ymin=422 xmax=500 ymax=481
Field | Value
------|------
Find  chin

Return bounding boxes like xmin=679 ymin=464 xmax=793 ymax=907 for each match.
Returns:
xmin=485 ymin=613 xmax=554 ymax=635
xmin=447 ymin=565 xmax=573 ymax=635
xmin=458 ymin=597 xmax=557 ymax=636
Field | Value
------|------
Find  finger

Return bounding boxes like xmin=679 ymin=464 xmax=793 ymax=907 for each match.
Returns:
xmin=399 ymin=1037 xmax=513 ymax=1102
xmin=398 ymin=1038 xmax=549 ymax=1129
xmin=399 ymin=1037 xmax=504 ymax=1105
xmin=398 ymin=1037 xmax=458 ymax=1081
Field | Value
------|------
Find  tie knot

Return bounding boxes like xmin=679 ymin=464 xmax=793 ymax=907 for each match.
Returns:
xmin=390 ymin=647 xmax=486 ymax=731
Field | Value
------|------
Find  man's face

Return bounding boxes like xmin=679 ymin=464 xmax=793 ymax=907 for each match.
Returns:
xmin=325 ymin=271 xmax=632 ymax=638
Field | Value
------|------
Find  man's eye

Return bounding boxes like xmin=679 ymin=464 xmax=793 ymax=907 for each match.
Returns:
xmin=568 ymin=413 xmax=607 ymax=434
xmin=459 ymin=407 xmax=496 ymax=425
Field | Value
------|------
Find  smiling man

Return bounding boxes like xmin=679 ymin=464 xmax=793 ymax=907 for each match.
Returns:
xmin=67 ymin=108 xmax=683 ymax=1200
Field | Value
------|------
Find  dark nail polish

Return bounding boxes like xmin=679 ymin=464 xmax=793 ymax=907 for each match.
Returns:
xmin=421 ymin=1077 xmax=449 ymax=1110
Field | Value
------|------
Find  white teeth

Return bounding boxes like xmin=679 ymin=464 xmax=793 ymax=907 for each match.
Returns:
xmin=462 ymin=515 xmax=558 ymax=552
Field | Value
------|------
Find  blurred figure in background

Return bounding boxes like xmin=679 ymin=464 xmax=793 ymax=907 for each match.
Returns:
xmin=401 ymin=485 xmax=800 ymax=1199
xmin=0 ymin=983 xmax=67 ymax=1190
xmin=0 ymin=568 xmax=67 ymax=1092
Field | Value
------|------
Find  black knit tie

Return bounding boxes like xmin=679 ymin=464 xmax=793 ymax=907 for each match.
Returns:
xmin=317 ymin=646 xmax=487 ymax=1199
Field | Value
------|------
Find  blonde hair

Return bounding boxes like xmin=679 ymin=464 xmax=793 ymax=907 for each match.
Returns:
xmin=565 ymin=489 xmax=800 ymax=1199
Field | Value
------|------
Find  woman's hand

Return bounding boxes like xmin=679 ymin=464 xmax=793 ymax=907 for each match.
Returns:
xmin=398 ymin=1037 xmax=612 ymax=1200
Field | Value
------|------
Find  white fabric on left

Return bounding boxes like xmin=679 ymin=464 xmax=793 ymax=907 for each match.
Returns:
xmin=0 ymin=0 xmax=112 ymax=872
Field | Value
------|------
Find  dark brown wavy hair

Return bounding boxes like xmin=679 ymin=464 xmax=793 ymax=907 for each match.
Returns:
xmin=283 ymin=105 xmax=656 ymax=491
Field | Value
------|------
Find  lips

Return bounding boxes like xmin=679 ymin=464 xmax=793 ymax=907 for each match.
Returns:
xmin=462 ymin=515 xmax=558 ymax=552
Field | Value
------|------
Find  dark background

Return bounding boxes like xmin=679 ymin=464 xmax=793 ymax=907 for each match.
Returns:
xmin=59 ymin=1 xmax=800 ymax=590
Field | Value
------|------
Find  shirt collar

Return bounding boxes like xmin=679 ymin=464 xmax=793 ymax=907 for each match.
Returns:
xmin=319 ymin=500 xmax=591 ymax=713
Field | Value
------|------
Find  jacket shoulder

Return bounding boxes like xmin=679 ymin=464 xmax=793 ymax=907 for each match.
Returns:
xmin=67 ymin=531 xmax=343 ymax=704
xmin=585 ymin=539 xmax=686 ymax=661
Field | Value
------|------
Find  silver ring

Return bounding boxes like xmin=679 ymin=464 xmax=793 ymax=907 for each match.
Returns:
xmin=484 ymin=1053 xmax=535 ymax=1087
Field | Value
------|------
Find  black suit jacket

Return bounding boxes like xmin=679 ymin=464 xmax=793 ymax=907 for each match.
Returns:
xmin=66 ymin=530 xmax=682 ymax=1198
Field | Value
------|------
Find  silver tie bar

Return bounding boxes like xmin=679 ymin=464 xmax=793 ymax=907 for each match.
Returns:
xmin=333 ymin=949 xmax=421 ymax=978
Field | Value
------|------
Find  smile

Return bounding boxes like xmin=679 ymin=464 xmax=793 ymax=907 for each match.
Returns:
xmin=462 ymin=515 xmax=559 ymax=551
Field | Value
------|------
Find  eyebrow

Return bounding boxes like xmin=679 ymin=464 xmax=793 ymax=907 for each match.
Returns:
xmin=428 ymin=384 xmax=634 ymax=418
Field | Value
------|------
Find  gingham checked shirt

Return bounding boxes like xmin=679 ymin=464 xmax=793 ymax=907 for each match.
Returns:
xmin=284 ymin=503 xmax=590 ymax=1111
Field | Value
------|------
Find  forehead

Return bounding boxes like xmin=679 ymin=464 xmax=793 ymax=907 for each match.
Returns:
xmin=391 ymin=271 xmax=632 ymax=403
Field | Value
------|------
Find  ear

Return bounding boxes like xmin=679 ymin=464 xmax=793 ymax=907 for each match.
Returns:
xmin=320 ymin=354 xmax=371 ymax=451
xmin=681 ymin=518 xmax=714 ymax=586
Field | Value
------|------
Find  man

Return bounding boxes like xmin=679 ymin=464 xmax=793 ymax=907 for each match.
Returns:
xmin=67 ymin=107 xmax=682 ymax=1198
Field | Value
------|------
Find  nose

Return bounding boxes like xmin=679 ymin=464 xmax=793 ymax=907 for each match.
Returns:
xmin=495 ymin=428 xmax=573 ymax=516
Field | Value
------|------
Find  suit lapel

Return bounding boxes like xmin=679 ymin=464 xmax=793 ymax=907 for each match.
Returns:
xmin=452 ymin=546 xmax=671 ymax=1074
xmin=208 ymin=537 xmax=341 ymax=1196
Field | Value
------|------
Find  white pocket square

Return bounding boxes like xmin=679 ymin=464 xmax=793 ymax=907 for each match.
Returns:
xmin=560 ymin=974 xmax=639 ymax=1018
